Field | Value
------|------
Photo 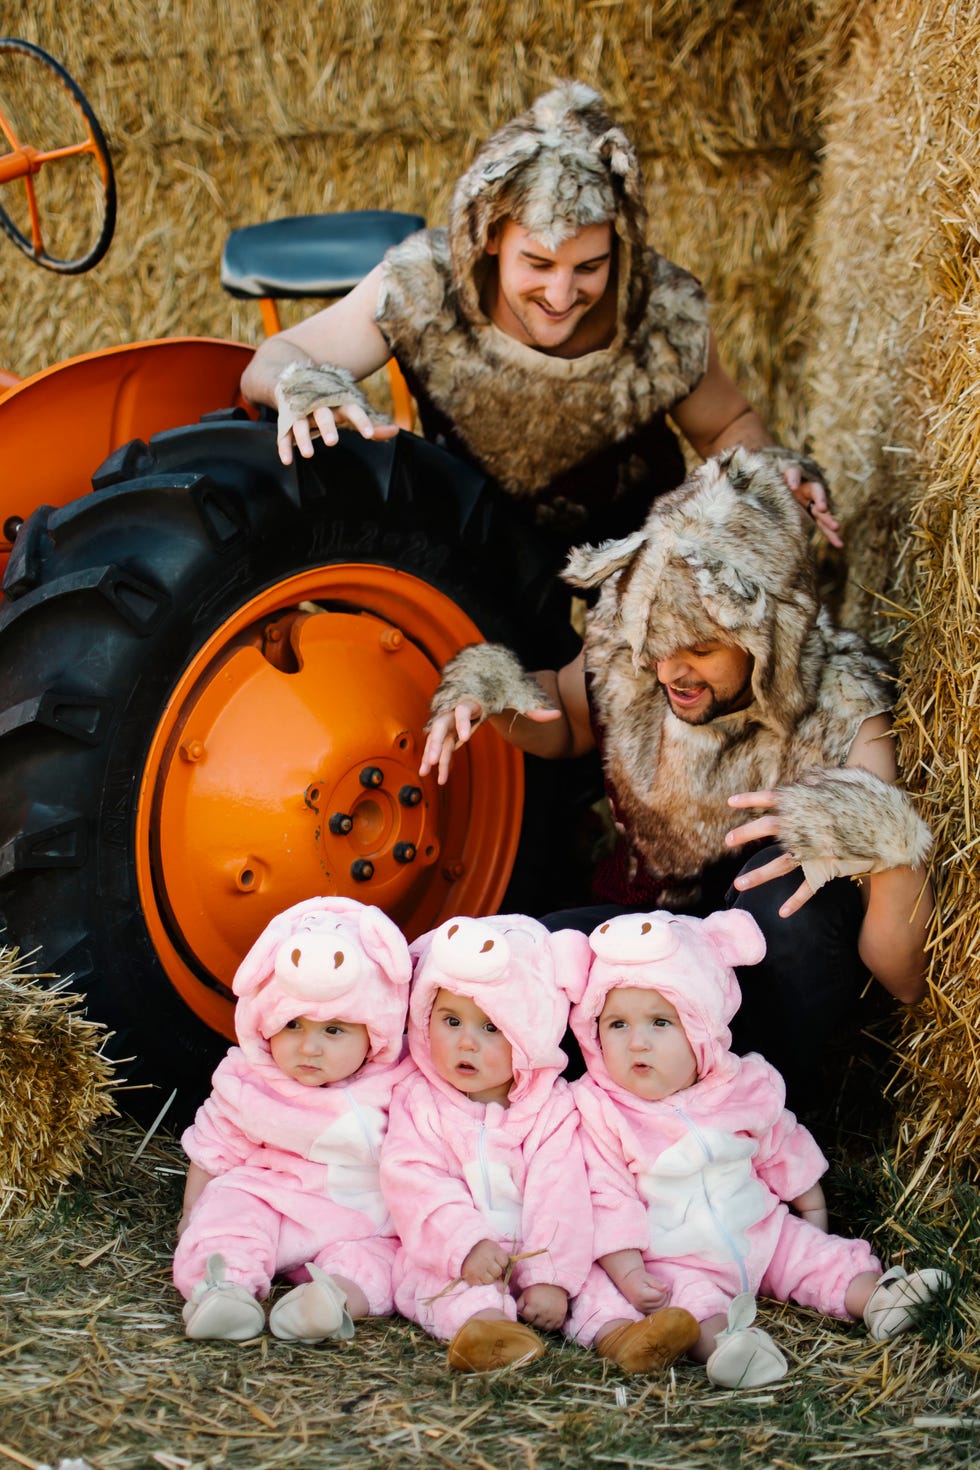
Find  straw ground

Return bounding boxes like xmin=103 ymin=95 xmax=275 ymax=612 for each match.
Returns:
xmin=0 ymin=1116 xmax=975 ymax=1470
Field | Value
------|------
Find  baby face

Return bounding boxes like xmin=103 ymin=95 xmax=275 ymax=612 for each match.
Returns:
xmin=428 ymin=987 xmax=514 ymax=1106
xmin=269 ymin=1015 xmax=370 ymax=1086
xmin=598 ymin=987 xmax=697 ymax=1101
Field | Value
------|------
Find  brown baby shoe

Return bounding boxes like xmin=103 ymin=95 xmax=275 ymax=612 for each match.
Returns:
xmin=596 ymin=1306 xmax=700 ymax=1374
xmin=447 ymin=1317 xmax=546 ymax=1372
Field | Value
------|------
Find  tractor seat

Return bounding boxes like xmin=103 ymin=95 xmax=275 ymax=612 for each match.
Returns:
xmin=220 ymin=210 xmax=426 ymax=301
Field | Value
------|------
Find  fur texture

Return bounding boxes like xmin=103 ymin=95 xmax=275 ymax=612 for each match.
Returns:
xmin=446 ymin=82 xmax=649 ymax=332
xmin=374 ymin=81 xmax=708 ymax=503
xmin=776 ymin=767 xmax=933 ymax=889
xmin=564 ymin=447 xmax=899 ymax=900
xmin=426 ymin=643 xmax=552 ymax=727
xmin=275 ymin=362 xmax=390 ymax=425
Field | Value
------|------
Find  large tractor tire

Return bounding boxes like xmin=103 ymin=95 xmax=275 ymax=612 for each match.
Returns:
xmin=0 ymin=418 xmax=579 ymax=1120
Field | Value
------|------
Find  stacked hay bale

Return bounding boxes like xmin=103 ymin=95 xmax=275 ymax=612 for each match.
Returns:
xmin=1 ymin=0 xmax=827 ymax=447
xmin=0 ymin=950 xmax=116 ymax=1211
xmin=805 ymin=0 xmax=980 ymax=1183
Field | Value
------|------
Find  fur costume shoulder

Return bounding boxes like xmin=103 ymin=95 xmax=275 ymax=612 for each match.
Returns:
xmin=375 ymin=226 xmax=708 ymax=499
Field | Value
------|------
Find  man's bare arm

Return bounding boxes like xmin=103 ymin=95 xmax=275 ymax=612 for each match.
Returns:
xmin=239 ymin=266 xmax=397 ymax=462
xmin=672 ymin=333 xmax=842 ymax=547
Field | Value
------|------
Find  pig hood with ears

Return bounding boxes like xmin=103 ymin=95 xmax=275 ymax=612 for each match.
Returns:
xmin=408 ymin=914 xmax=592 ymax=1106
xmin=447 ymin=81 xmax=650 ymax=336
xmin=571 ymin=909 xmax=766 ymax=1093
xmin=232 ymin=896 xmax=412 ymax=1074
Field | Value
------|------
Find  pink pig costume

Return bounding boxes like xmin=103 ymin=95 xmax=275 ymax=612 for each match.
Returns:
xmin=566 ymin=909 xmax=881 ymax=1345
xmin=173 ymin=896 xmax=412 ymax=1315
xmin=380 ymin=914 xmax=594 ymax=1341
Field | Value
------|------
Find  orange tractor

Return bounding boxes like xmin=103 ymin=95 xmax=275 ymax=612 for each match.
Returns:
xmin=0 ymin=41 xmax=580 ymax=1113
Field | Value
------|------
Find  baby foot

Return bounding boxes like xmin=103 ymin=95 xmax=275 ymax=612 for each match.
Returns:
xmin=182 ymin=1254 xmax=265 ymax=1341
xmin=705 ymin=1293 xmax=788 ymax=1389
xmin=446 ymin=1318 xmax=545 ymax=1372
xmin=596 ymin=1307 xmax=700 ymax=1374
xmin=268 ymin=1263 xmax=356 ymax=1344
xmin=863 ymin=1266 xmax=952 ymax=1342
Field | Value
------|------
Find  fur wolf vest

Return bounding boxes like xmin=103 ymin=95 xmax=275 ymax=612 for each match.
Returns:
xmin=565 ymin=451 xmax=895 ymax=908
xmin=375 ymin=229 xmax=707 ymax=547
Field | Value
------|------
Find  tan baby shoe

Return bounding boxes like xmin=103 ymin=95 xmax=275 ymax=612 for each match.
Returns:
xmin=446 ymin=1317 xmax=546 ymax=1372
xmin=596 ymin=1306 xmax=701 ymax=1374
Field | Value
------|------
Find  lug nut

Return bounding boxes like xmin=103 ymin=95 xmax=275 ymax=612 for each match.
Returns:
xmin=329 ymin=812 xmax=353 ymax=835
xmin=350 ymin=859 xmax=374 ymax=882
xmin=359 ymin=766 xmax=384 ymax=788
xmin=398 ymin=785 xmax=423 ymax=807
xmin=394 ymin=842 xmax=417 ymax=864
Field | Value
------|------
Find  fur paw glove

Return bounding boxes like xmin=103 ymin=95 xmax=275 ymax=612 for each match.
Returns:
xmin=427 ymin=643 xmax=553 ymax=728
xmin=275 ymin=361 xmax=392 ymax=427
xmin=775 ymin=767 xmax=933 ymax=891
xmin=755 ymin=445 xmax=831 ymax=501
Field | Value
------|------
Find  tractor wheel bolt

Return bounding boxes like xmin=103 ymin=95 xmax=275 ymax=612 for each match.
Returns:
xmin=359 ymin=766 xmax=384 ymax=788
xmin=350 ymin=859 xmax=374 ymax=882
xmin=398 ymin=785 xmax=423 ymax=806
xmin=329 ymin=812 xmax=354 ymax=835
xmin=394 ymin=842 xmax=417 ymax=864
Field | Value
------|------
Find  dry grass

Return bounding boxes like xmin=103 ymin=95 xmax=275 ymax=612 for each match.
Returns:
xmin=0 ymin=1117 xmax=975 ymax=1470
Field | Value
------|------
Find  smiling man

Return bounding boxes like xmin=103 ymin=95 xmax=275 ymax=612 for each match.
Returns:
xmin=420 ymin=448 xmax=934 ymax=1115
xmin=241 ymin=83 xmax=840 ymax=556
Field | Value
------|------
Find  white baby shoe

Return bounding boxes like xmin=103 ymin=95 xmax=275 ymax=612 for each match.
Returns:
xmin=183 ymin=1254 xmax=265 ymax=1341
xmin=269 ymin=1262 xmax=356 ymax=1344
xmin=863 ymin=1265 xmax=952 ymax=1342
xmin=706 ymin=1293 xmax=788 ymax=1389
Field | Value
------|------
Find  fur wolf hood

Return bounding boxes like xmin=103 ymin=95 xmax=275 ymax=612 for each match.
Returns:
xmin=375 ymin=83 xmax=708 ymax=503
xmin=446 ymin=81 xmax=651 ymax=336
xmin=563 ymin=447 xmax=904 ymax=890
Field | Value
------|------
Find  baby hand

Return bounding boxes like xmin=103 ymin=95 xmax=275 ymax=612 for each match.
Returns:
xmin=621 ymin=1266 xmax=670 ymax=1313
xmin=516 ymin=1283 xmax=568 ymax=1332
xmin=461 ymin=1238 xmax=511 ymax=1286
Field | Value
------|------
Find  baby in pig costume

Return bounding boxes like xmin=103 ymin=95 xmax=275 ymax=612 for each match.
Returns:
xmin=567 ymin=909 xmax=950 ymax=1387
xmin=379 ymin=915 xmax=596 ymax=1370
xmin=173 ymin=896 xmax=412 ymax=1343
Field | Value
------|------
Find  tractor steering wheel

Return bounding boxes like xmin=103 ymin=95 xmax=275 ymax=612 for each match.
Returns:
xmin=0 ymin=38 xmax=116 ymax=274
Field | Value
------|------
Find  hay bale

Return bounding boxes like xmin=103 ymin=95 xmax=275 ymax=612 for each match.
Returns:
xmin=0 ymin=0 xmax=827 ymax=447
xmin=0 ymin=949 xmax=117 ymax=1211
xmin=805 ymin=0 xmax=980 ymax=1181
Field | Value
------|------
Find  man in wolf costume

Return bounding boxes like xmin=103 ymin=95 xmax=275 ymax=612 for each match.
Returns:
xmin=241 ymin=83 xmax=840 ymax=553
xmin=420 ymin=448 xmax=934 ymax=1113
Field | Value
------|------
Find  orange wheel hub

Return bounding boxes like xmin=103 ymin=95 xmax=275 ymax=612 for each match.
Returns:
xmin=136 ymin=565 xmax=523 ymax=1039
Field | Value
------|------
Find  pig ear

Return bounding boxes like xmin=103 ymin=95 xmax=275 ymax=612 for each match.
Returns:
xmin=358 ymin=905 xmax=412 ymax=987
xmin=548 ymin=928 xmax=593 ymax=1005
xmin=702 ymin=909 xmax=766 ymax=968
xmin=232 ymin=909 xmax=297 ymax=997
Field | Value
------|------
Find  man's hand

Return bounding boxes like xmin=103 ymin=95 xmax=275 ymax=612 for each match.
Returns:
xmin=516 ymin=1283 xmax=568 ymax=1331
xmin=725 ymin=789 xmax=816 ymax=917
xmin=276 ymin=400 xmax=399 ymax=465
xmin=419 ymin=700 xmax=561 ymax=786
xmin=460 ymin=1238 xmax=511 ymax=1286
xmin=781 ymin=462 xmax=842 ymax=549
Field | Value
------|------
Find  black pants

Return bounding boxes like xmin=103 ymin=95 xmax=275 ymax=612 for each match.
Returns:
xmin=541 ymin=845 xmax=872 ymax=1118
